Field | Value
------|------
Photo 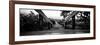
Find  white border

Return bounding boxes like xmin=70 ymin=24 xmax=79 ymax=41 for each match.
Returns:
xmin=15 ymin=4 xmax=94 ymax=41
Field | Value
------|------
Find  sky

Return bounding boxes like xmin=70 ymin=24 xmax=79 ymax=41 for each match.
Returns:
xmin=42 ymin=10 xmax=63 ymax=19
xmin=20 ymin=9 xmax=38 ymax=15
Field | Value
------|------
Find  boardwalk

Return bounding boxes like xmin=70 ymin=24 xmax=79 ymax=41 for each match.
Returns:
xmin=20 ymin=21 xmax=89 ymax=36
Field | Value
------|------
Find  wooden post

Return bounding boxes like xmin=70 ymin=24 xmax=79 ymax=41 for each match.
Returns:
xmin=72 ymin=15 xmax=75 ymax=29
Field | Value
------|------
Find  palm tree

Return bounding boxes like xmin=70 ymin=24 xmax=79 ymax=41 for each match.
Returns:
xmin=60 ymin=11 xmax=71 ymax=19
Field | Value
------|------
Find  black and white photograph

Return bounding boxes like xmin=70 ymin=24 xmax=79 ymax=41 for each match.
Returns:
xmin=20 ymin=8 xmax=90 ymax=36
xmin=12 ymin=3 xmax=95 ymax=43
xmin=8 ymin=0 xmax=96 ymax=44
